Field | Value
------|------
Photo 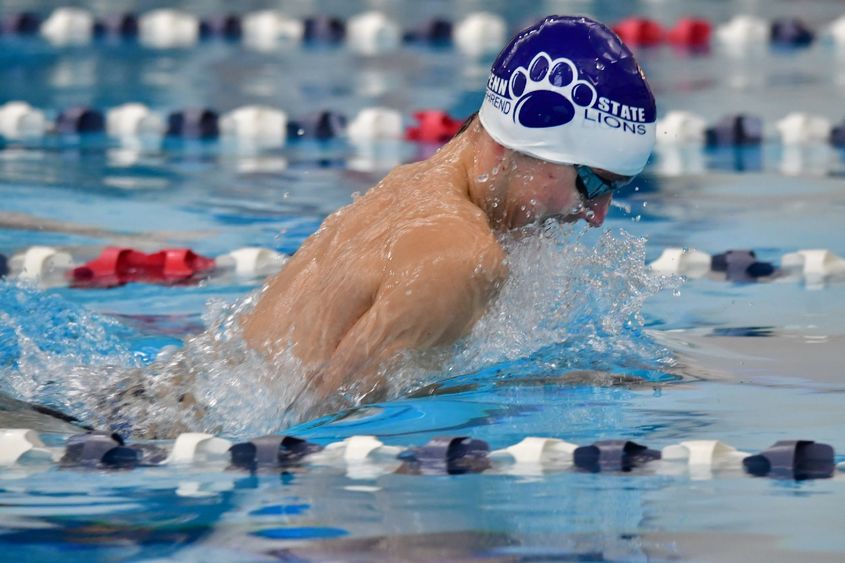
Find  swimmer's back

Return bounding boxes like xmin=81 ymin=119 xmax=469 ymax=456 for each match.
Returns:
xmin=242 ymin=159 xmax=504 ymax=367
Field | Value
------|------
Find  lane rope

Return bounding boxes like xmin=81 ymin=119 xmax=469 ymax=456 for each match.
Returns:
xmin=6 ymin=10 xmax=845 ymax=52
xmin=4 ymin=245 xmax=845 ymax=287
xmin=0 ymin=428 xmax=841 ymax=480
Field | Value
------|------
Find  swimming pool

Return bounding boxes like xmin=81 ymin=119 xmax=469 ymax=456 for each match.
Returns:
xmin=1 ymin=0 xmax=845 ymax=560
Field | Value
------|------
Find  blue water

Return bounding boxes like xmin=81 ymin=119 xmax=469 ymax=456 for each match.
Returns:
xmin=1 ymin=0 xmax=845 ymax=560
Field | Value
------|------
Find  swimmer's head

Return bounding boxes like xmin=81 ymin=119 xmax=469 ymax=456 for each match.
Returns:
xmin=478 ymin=15 xmax=657 ymax=177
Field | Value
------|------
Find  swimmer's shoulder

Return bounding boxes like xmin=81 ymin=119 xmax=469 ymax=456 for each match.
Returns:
xmin=388 ymin=209 xmax=505 ymax=279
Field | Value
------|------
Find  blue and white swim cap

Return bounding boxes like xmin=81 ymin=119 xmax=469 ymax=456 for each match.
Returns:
xmin=478 ymin=16 xmax=657 ymax=176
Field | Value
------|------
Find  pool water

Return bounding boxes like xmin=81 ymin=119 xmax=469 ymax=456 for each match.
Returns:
xmin=1 ymin=0 xmax=845 ymax=560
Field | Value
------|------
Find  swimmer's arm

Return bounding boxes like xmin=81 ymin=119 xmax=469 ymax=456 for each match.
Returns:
xmin=313 ymin=235 xmax=505 ymax=398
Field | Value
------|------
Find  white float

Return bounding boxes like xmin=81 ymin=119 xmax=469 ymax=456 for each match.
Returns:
xmin=219 ymin=105 xmax=288 ymax=148
xmin=649 ymin=248 xmax=712 ymax=277
xmin=9 ymin=246 xmax=75 ymax=283
xmin=347 ymin=11 xmax=401 ymax=55
xmin=454 ymin=12 xmax=507 ymax=57
xmin=826 ymin=15 xmax=845 ymax=48
xmin=314 ymin=435 xmax=403 ymax=479
xmin=318 ymin=435 xmax=402 ymax=462
xmin=0 ymin=429 xmax=56 ymax=465
xmin=490 ymin=437 xmax=578 ymax=464
xmin=215 ymin=247 xmax=288 ymax=277
xmin=242 ymin=11 xmax=304 ymax=51
xmin=0 ymin=101 xmax=48 ymax=140
xmin=139 ymin=9 xmax=201 ymax=48
xmin=347 ymin=107 xmax=404 ymax=141
xmin=655 ymin=110 xmax=708 ymax=145
xmin=716 ymin=15 xmax=769 ymax=52
xmin=106 ymin=103 xmax=166 ymax=139
xmin=166 ymin=433 xmax=232 ymax=464
xmin=41 ymin=7 xmax=95 ymax=46
xmin=780 ymin=249 xmax=845 ymax=282
xmin=775 ymin=113 xmax=832 ymax=145
xmin=662 ymin=440 xmax=748 ymax=467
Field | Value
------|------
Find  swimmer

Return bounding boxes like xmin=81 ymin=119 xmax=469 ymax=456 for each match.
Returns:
xmin=242 ymin=16 xmax=657 ymax=411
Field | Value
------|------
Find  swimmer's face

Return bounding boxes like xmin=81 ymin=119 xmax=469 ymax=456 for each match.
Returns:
xmin=503 ymin=150 xmax=615 ymax=228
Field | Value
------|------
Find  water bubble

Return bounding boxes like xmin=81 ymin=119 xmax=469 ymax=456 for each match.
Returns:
xmin=476 ymin=173 xmax=489 ymax=183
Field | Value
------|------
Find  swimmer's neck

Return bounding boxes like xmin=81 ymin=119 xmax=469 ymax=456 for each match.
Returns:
xmin=427 ymin=118 xmax=512 ymax=228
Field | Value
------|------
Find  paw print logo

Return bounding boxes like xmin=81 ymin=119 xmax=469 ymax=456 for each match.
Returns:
xmin=509 ymin=53 xmax=597 ymax=128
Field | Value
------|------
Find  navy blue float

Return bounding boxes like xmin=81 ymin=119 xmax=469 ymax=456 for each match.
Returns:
xmin=200 ymin=14 xmax=242 ymax=40
xmin=94 ymin=13 xmax=139 ymax=38
xmin=830 ymin=119 xmax=845 ymax=147
xmin=711 ymin=250 xmax=775 ymax=282
xmin=770 ymin=18 xmax=814 ymax=47
xmin=1 ymin=11 xmax=41 ymax=34
xmin=573 ymin=440 xmax=661 ymax=472
xmin=60 ymin=431 xmax=166 ymax=469
xmin=743 ymin=440 xmax=834 ymax=479
xmin=0 ymin=253 xmax=7 ymax=278
xmin=705 ymin=114 xmax=763 ymax=146
xmin=229 ymin=435 xmax=323 ymax=470
xmin=397 ymin=436 xmax=490 ymax=475
xmin=403 ymin=18 xmax=453 ymax=43
xmin=55 ymin=107 xmax=105 ymax=134
xmin=166 ymin=108 xmax=220 ymax=139
xmin=303 ymin=16 xmax=345 ymax=43
xmin=287 ymin=111 xmax=347 ymax=140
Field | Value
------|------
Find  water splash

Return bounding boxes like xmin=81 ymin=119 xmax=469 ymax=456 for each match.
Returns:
xmin=383 ymin=223 xmax=681 ymax=396
xmin=0 ymin=282 xmax=137 ymax=417
xmin=101 ymin=291 xmax=314 ymax=439
xmin=0 ymin=283 xmax=309 ymax=439
xmin=0 ymin=225 xmax=679 ymax=439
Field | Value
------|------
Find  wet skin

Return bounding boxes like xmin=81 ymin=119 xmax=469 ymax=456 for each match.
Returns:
xmin=242 ymin=118 xmax=617 ymax=405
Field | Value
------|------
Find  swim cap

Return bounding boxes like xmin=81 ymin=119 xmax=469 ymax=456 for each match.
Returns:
xmin=478 ymin=16 xmax=657 ymax=176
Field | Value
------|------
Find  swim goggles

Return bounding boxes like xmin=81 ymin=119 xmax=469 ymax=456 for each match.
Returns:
xmin=575 ymin=165 xmax=631 ymax=200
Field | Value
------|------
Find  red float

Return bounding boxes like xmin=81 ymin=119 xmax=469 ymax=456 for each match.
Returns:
xmin=405 ymin=110 xmax=464 ymax=143
xmin=612 ymin=17 xmax=664 ymax=47
xmin=666 ymin=18 xmax=711 ymax=48
xmin=71 ymin=247 xmax=215 ymax=287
